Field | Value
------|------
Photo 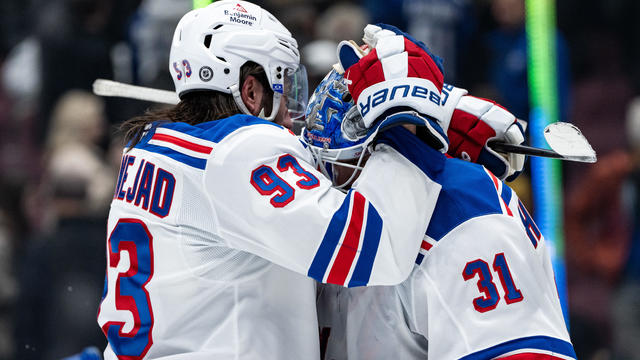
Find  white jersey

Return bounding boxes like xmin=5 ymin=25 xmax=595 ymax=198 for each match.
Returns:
xmin=319 ymin=157 xmax=576 ymax=360
xmin=97 ymin=114 xmax=441 ymax=360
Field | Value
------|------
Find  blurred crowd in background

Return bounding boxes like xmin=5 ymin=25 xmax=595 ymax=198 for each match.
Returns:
xmin=0 ymin=0 xmax=639 ymax=359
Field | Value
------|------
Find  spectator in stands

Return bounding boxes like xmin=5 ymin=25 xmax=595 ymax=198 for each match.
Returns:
xmin=13 ymin=150 xmax=110 ymax=359
xmin=14 ymin=90 xmax=114 ymax=360
xmin=302 ymin=2 xmax=370 ymax=86
xmin=0 ymin=208 xmax=17 ymax=358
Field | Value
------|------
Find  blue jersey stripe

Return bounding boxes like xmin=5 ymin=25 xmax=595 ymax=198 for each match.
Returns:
xmin=160 ymin=114 xmax=283 ymax=142
xmin=501 ymin=183 xmax=512 ymax=206
xmin=136 ymin=143 xmax=207 ymax=170
xmin=308 ymin=191 xmax=353 ymax=281
xmin=348 ymin=203 xmax=383 ymax=287
xmin=426 ymin=159 xmax=503 ymax=242
xmin=459 ymin=335 xmax=576 ymax=360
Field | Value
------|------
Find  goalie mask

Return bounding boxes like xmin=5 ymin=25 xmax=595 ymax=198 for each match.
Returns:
xmin=169 ymin=1 xmax=308 ymax=121
xmin=301 ymin=69 xmax=369 ymax=190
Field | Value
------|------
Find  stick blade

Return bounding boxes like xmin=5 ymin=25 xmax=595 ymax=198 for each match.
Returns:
xmin=543 ymin=122 xmax=597 ymax=163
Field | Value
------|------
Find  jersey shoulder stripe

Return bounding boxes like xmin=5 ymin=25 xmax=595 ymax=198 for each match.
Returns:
xmin=136 ymin=143 xmax=209 ymax=169
xmin=459 ymin=335 xmax=576 ymax=360
xmin=308 ymin=190 xmax=383 ymax=287
xmin=486 ymin=168 xmax=514 ymax=216
xmin=133 ymin=114 xmax=283 ymax=169
xmin=152 ymin=128 xmax=213 ymax=155
xmin=154 ymin=114 xmax=282 ymax=143
xmin=500 ymin=176 xmax=512 ymax=204
xmin=426 ymin=159 xmax=503 ymax=242
xmin=415 ymin=235 xmax=435 ymax=265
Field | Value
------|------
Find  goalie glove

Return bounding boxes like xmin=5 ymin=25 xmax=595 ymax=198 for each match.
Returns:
xmin=338 ymin=23 xmax=448 ymax=153
xmin=442 ymin=86 xmax=526 ymax=181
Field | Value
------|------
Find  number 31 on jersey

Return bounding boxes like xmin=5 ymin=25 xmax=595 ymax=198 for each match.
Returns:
xmin=463 ymin=252 xmax=524 ymax=313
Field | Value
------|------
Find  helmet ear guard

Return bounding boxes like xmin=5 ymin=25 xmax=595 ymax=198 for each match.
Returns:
xmin=229 ymin=82 xmax=283 ymax=121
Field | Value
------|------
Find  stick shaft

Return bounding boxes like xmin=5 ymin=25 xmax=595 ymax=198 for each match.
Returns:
xmin=488 ymin=141 xmax=596 ymax=163
xmin=489 ymin=142 xmax=560 ymax=158
xmin=92 ymin=79 xmax=179 ymax=105
xmin=92 ymin=79 xmax=597 ymax=163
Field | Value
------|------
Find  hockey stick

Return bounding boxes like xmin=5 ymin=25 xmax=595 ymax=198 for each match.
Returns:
xmin=92 ymin=79 xmax=179 ymax=105
xmin=92 ymin=79 xmax=597 ymax=163
xmin=489 ymin=122 xmax=597 ymax=163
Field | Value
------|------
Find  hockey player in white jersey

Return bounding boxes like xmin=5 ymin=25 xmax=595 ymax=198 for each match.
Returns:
xmin=307 ymin=24 xmax=576 ymax=360
xmin=97 ymin=3 xmax=454 ymax=360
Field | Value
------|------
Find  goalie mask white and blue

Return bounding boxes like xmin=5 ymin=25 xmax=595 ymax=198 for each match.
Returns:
xmin=301 ymin=69 xmax=369 ymax=190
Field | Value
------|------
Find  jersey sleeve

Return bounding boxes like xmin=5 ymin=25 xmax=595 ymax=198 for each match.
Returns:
xmin=203 ymin=124 xmax=441 ymax=287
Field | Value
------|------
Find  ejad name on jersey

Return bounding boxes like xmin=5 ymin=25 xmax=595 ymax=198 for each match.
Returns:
xmin=113 ymin=154 xmax=176 ymax=218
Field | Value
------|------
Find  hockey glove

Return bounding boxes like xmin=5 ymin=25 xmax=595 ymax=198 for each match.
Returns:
xmin=442 ymin=85 xmax=526 ymax=181
xmin=338 ymin=23 xmax=448 ymax=153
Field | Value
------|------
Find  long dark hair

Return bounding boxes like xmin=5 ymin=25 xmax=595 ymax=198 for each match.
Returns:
xmin=121 ymin=61 xmax=271 ymax=149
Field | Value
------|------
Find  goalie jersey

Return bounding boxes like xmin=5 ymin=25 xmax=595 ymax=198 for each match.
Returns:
xmin=97 ymin=115 xmax=441 ymax=360
xmin=318 ymin=156 xmax=576 ymax=360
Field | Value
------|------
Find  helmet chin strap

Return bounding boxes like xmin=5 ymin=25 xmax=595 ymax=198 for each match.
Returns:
xmin=230 ymin=84 xmax=282 ymax=122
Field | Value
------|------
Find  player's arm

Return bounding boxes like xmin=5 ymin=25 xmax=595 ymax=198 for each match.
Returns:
xmin=441 ymin=84 xmax=527 ymax=181
xmin=355 ymin=24 xmax=526 ymax=181
xmin=204 ymin=124 xmax=439 ymax=287
xmin=206 ymin=23 xmax=453 ymax=287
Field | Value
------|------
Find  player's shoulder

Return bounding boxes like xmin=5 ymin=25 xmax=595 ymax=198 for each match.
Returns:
xmin=159 ymin=114 xmax=290 ymax=142
xmin=198 ymin=115 xmax=309 ymax=161
xmin=131 ymin=114 xmax=304 ymax=170
xmin=427 ymin=157 xmax=512 ymax=241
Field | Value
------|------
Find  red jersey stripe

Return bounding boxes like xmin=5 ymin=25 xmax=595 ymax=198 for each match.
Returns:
xmin=152 ymin=133 xmax=213 ymax=154
xmin=487 ymin=170 xmax=513 ymax=217
xmin=421 ymin=240 xmax=432 ymax=251
xmin=489 ymin=169 xmax=500 ymax=190
xmin=327 ymin=191 xmax=366 ymax=285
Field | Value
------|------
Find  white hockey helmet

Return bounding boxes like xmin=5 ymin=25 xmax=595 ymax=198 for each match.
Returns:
xmin=169 ymin=0 xmax=308 ymax=120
